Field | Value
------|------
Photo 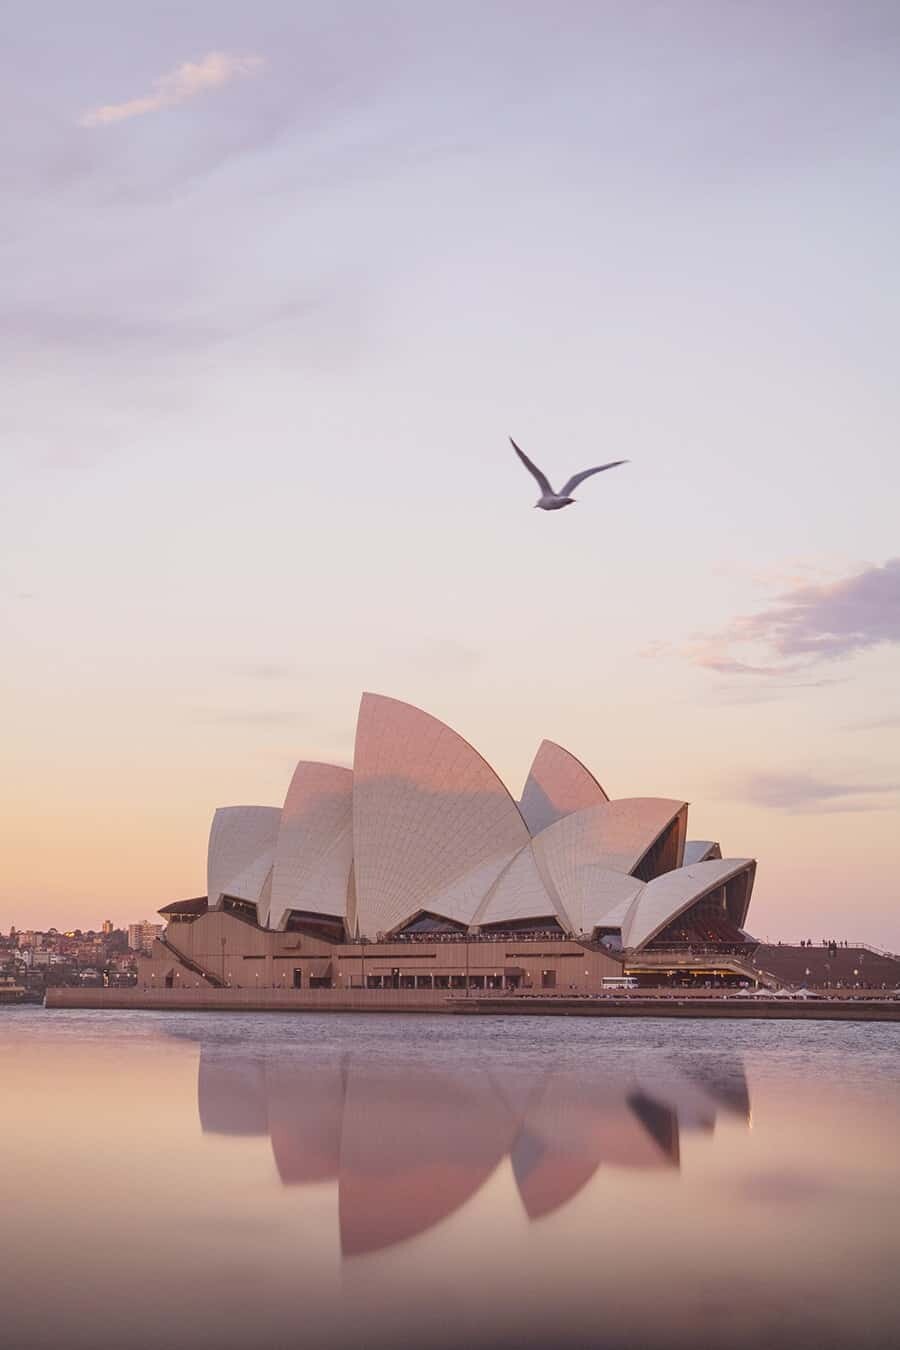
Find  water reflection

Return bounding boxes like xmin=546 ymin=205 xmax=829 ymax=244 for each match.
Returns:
xmin=6 ymin=1013 xmax=900 ymax=1350
xmin=197 ymin=1046 xmax=750 ymax=1254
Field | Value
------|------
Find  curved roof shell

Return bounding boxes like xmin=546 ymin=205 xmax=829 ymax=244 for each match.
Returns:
xmin=473 ymin=843 xmax=567 ymax=928
xmin=268 ymin=762 xmax=353 ymax=931
xmin=207 ymin=805 xmax=281 ymax=921
xmin=533 ymin=797 xmax=688 ymax=888
xmin=545 ymin=865 xmax=643 ymax=938
xmin=683 ymin=840 xmax=722 ymax=865
xmin=623 ymin=858 xmax=756 ymax=951
xmin=352 ymin=693 xmax=530 ymax=938
xmin=519 ymin=740 xmax=608 ymax=836
xmin=415 ymin=848 xmax=524 ymax=928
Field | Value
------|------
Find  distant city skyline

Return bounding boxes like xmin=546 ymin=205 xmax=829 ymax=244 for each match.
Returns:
xmin=3 ymin=2 xmax=899 ymax=944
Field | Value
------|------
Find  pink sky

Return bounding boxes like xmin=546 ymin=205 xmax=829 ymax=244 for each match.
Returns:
xmin=2 ymin=3 xmax=898 ymax=944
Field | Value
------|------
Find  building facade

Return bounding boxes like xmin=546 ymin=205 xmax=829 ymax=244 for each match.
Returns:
xmin=140 ymin=693 xmax=759 ymax=996
xmin=128 ymin=921 xmax=163 ymax=953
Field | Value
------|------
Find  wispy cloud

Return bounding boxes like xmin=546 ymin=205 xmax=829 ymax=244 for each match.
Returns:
xmin=226 ymin=663 xmax=306 ymax=681
xmin=80 ymin=52 xmax=264 ymax=128
xmin=665 ymin=559 xmax=900 ymax=677
xmin=194 ymin=709 xmax=300 ymax=727
xmin=409 ymin=639 xmax=483 ymax=674
xmin=843 ymin=714 xmax=900 ymax=732
xmin=736 ymin=772 xmax=900 ymax=813
xmin=0 ymin=295 xmax=324 ymax=354
xmin=706 ymin=677 xmax=848 ymax=707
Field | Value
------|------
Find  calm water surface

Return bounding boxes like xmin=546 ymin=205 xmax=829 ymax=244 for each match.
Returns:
xmin=3 ymin=1009 xmax=900 ymax=1350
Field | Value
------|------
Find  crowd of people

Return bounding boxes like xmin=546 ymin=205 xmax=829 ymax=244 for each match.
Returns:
xmin=390 ymin=928 xmax=566 ymax=944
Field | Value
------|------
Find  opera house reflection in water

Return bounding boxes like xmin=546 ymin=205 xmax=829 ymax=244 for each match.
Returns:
xmin=197 ymin=1046 xmax=750 ymax=1256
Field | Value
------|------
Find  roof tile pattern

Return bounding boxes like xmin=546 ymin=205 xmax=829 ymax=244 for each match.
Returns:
xmin=546 ymin=864 xmax=643 ymax=937
xmin=533 ymin=798 xmax=687 ymax=889
xmin=474 ymin=843 xmax=566 ymax=928
xmin=683 ymin=840 xmax=722 ymax=865
xmin=207 ymin=805 xmax=281 ymax=919
xmin=352 ymin=693 xmax=530 ymax=938
xmin=623 ymin=858 xmax=756 ymax=950
xmin=421 ymin=848 xmax=523 ymax=927
xmin=202 ymin=693 xmax=755 ymax=947
xmin=519 ymin=739 xmax=608 ymax=835
xmin=268 ymin=762 xmax=353 ymax=930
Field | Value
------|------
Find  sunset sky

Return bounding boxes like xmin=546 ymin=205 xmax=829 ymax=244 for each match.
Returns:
xmin=3 ymin=2 xmax=899 ymax=944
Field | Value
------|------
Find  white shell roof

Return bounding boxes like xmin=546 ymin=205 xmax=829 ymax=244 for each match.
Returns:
xmin=532 ymin=798 xmax=688 ymax=884
xmin=267 ymin=762 xmax=353 ymax=930
xmin=623 ymin=858 xmax=756 ymax=950
xmin=418 ymin=847 xmax=523 ymax=928
xmin=352 ymin=693 xmax=530 ymax=937
xmin=473 ymin=843 xmax=568 ymax=928
xmin=560 ymin=867 xmax=644 ymax=935
xmin=683 ymin=840 xmax=722 ymax=865
xmin=203 ymin=696 xmax=755 ymax=943
xmin=519 ymin=740 xmax=608 ymax=836
xmin=207 ymin=805 xmax=281 ymax=920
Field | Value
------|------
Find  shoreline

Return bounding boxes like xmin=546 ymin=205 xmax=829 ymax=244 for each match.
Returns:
xmin=43 ymin=987 xmax=900 ymax=1021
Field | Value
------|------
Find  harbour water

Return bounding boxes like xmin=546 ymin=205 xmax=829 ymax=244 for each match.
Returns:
xmin=4 ymin=1009 xmax=900 ymax=1350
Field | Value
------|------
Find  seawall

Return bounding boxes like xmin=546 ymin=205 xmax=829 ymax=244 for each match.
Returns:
xmin=44 ymin=987 xmax=900 ymax=1021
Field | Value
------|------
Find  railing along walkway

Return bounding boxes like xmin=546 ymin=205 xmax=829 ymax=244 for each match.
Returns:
xmin=627 ymin=946 xmax=783 ymax=989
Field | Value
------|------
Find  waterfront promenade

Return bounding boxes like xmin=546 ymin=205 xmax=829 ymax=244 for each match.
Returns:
xmin=45 ymin=985 xmax=900 ymax=1021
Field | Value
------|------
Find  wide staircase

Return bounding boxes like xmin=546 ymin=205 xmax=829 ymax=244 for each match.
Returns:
xmin=753 ymin=944 xmax=900 ymax=991
xmin=155 ymin=933 xmax=225 ymax=988
xmin=626 ymin=945 xmax=783 ymax=989
xmin=628 ymin=943 xmax=900 ymax=991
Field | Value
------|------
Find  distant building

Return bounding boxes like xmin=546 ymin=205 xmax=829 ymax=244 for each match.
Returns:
xmin=102 ymin=920 xmax=113 ymax=936
xmin=0 ymin=975 xmax=25 ymax=1004
xmin=128 ymin=922 xmax=163 ymax=953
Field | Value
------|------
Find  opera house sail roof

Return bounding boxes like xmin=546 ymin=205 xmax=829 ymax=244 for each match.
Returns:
xmin=200 ymin=692 xmax=756 ymax=950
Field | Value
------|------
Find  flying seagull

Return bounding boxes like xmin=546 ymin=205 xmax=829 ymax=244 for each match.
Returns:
xmin=510 ymin=436 xmax=627 ymax=509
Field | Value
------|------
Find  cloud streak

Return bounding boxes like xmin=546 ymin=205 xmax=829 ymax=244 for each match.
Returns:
xmin=193 ymin=709 xmax=301 ymax=726
xmin=736 ymin=771 xmax=900 ymax=813
xmin=844 ymin=714 xmax=900 ymax=732
xmin=80 ymin=52 xmax=264 ymax=128
xmin=0 ymin=294 xmax=328 ymax=356
xmin=672 ymin=559 xmax=900 ymax=676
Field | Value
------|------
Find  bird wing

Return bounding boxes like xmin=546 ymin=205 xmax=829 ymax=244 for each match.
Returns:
xmin=560 ymin=461 xmax=628 ymax=496
xmin=510 ymin=437 xmax=553 ymax=495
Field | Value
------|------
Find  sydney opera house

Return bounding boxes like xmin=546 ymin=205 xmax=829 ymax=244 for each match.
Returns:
xmin=140 ymin=693 xmax=760 ymax=998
